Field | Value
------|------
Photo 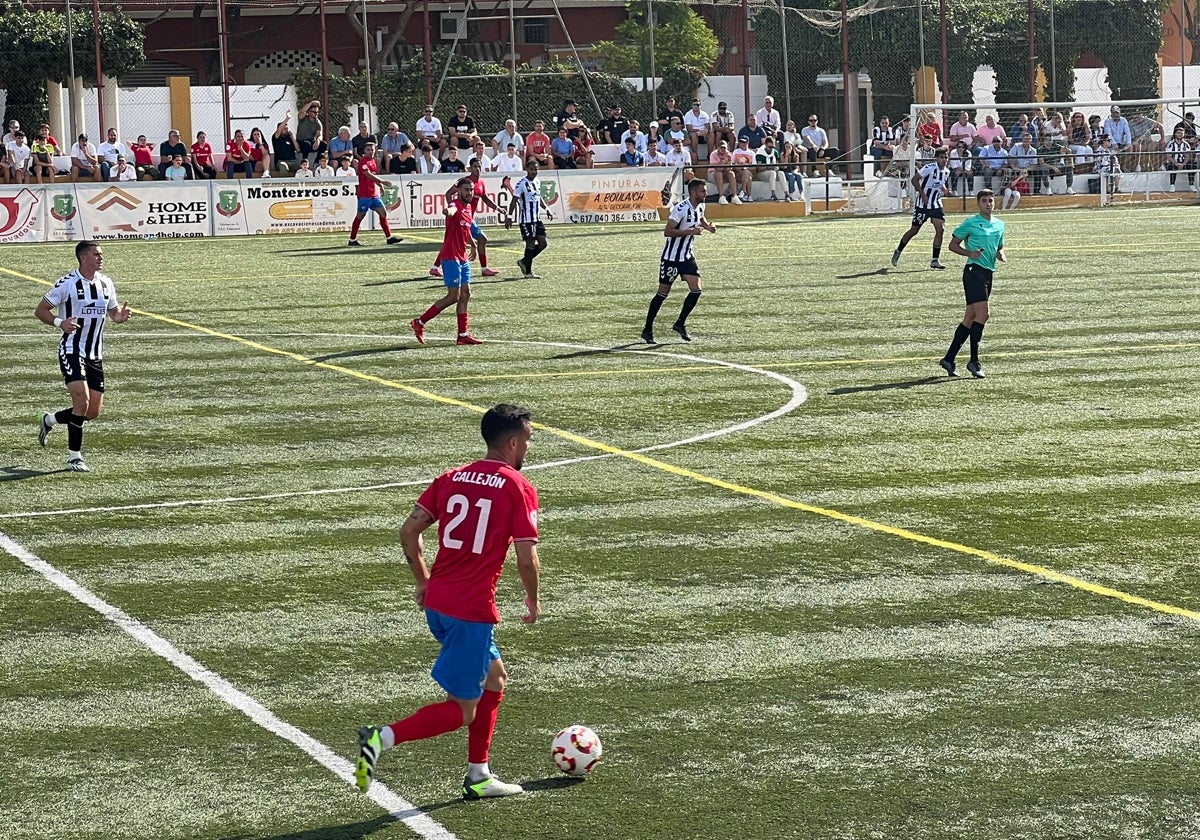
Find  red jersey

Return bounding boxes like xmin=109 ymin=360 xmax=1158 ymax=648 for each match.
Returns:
xmin=526 ymin=132 xmax=551 ymax=156
xmin=226 ymin=139 xmax=250 ymax=161
xmin=437 ymin=199 xmax=475 ymax=262
xmin=355 ymin=156 xmax=380 ymax=198
xmin=469 ymin=177 xmax=488 ymax=212
xmin=416 ymin=458 xmax=539 ymax=624
xmin=191 ymin=142 xmax=213 ymax=166
xmin=132 ymin=143 xmax=154 ymax=166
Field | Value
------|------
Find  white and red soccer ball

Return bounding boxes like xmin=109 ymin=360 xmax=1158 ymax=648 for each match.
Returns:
xmin=551 ymin=724 xmax=603 ymax=776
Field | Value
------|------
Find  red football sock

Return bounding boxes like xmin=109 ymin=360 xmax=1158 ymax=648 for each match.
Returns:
xmin=420 ymin=304 xmax=442 ymax=324
xmin=350 ymin=216 xmax=362 ymax=238
xmin=457 ymin=312 xmax=469 ymax=335
xmin=380 ymin=217 xmax=392 ymax=237
xmin=468 ymin=690 xmax=502 ymax=763
xmin=478 ymin=251 xmax=488 ymax=268
xmin=388 ymin=700 xmax=464 ymax=745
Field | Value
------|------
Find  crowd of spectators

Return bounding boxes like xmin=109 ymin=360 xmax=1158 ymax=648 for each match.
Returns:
xmin=869 ymin=105 xmax=1200 ymax=196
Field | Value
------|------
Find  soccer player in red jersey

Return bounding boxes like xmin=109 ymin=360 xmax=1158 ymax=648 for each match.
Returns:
xmin=430 ymin=157 xmax=503 ymax=278
xmin=410 ymin=178 xmax=483 ymax=345
xmin=347 ymin=140 xmax=403 ymax=246
xmin=355 ymin=403 xmax=541 ymax=799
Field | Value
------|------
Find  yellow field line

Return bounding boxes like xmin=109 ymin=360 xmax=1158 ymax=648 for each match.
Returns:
xmin=5 ymin=263 xmax=1197 ymax=623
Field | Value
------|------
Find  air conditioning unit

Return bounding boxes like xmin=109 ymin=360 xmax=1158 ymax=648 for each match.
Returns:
xmin=440 ymin=12 xmax=467 ymax=40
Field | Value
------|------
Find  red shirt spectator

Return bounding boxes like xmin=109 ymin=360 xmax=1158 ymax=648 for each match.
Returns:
xmin=131 ymin=137 xmax=154 ymax=166
xmin=225 ymin=133 xmax=251 ymax=164
xmin=191 ymin=137 xmax=214 ymax=167
xmin=526 ymin=125 xmax=551 ymax=158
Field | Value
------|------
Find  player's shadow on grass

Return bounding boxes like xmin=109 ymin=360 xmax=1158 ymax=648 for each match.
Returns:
xmin=360 ymin=276 xmax=441 ymax=287
xmin=309 ymin=345 xmax=414 ymax=362
xmin=416 ymin=775 xmax=587 ymax=815
xmin=830 ymin=376 xmax=952 ymax=395
xmin=549 ymin=342 xmax=652 ymax=359
xmin=0 ymin=465 xmax=70 ymax=481
xmin=219 ymin=814 xmax=396 ymax=840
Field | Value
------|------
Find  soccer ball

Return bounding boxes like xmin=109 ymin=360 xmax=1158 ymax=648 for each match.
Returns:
xmin=551 ymin=724 xmax=603 ymax=776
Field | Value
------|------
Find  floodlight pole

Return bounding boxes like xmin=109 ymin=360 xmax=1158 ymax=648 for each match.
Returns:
xmin=509 ymin=0 xmax=518 ymax=122
xmin=939 ymin=0 xmax=949 ymax=103
xmin=319 ymin=0 xmax=331 ymax=116
xmin=423 ymin=0 xmax=433 ymax=104
xmin=916 ymin=0 xmax=925 ymax=103
xmin=1027 ymin=0 xmax=1036 ymax=102
xmin=217 ymin=0 xmax=232 ymax=142
xmin=91 ymin=0 xmax=104 ymax=131
xmin=741 ymin=0 xmax=750 ymax=118
xmin=65 ymin=0 xmax=77 ymax=141
xmin=1049 ymin=0 xmax=1057 ymax=99
xmin=841 ymin=0 xmax=852 ymax=180
xmin=649 ymin=0 xmax=657 ymax=115
xmin=779 ymin=0 xmax=791 ymax=124
xmin=361 ymin=0 xmax=373 ymax=130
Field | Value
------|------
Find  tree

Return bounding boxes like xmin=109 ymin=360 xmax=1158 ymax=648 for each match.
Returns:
xmin=595 ymin=0 xmax=719 ymax=77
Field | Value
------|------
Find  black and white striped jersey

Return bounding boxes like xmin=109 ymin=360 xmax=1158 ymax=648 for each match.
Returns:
xmin=513 ymin=176 xmax=542 ymax=223
xmin=915 ymin=161 xmax=949 ymax=209
xmin=661 ymin=199 xmax=705 ymax=263
xmin=43 ymin=270 xmax=118 ymax=360
xmin=1165 ymin=138 xmax=1191 ymax=164
xmin=872 ymin=125 xmax=896 ymax=146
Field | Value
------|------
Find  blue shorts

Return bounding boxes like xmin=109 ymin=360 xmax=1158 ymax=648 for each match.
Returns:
xmin=357 ymin=197 xmax=385 ymax=214
xmin=469 ymin=220 xmax=483 ymax=240
xmin=426 ymin=609 xmax=499 ymax=700
xmin=441 ymin=259 xmax=471 ymax=287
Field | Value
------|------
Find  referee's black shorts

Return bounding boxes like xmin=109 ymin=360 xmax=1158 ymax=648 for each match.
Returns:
xmin=962 ymin=263 xmax=993 ymax=305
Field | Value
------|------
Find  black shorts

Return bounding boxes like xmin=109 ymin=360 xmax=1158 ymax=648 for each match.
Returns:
xmin=59 ymin=351 xmax=105 ymax=392
xmin=659 ymin=258 xmax=700 ymax=285
xmin=519 ymin=221 xmax=546 ymax=241
xmin=962 ymin=263 xmax=993 ymax=305
xmin=911 ymin=207 xmax=945 ymax=227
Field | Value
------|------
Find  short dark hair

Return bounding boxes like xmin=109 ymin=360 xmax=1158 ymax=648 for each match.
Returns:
xmin=75 ymin=240 xmax=99 ymax=260
xmin=976 ymin=188 xmax=995 ymax=199
xmin=687 ymin=177 xmax=707 ymax=192
xmin=481 ymin=404 xmax=531 ymax=447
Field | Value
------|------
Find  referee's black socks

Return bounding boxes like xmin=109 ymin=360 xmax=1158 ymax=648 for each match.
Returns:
xmin=946 ymin=322 xmax=971 ymax=360
xmin=969 ymin=321 xmax=986 ymax=362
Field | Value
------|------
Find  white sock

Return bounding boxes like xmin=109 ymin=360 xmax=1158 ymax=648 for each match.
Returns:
xmin=46 ymin=414 xmax=58 ymax=427
xmin=68 ymin=449 xmax=82 ymax=460
xmin=379 ymin=725 xmax=396 ymax=751
xmin=467 ymin=761 xmax=490 ymax=781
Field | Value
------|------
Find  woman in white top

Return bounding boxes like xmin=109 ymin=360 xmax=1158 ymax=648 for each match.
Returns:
xmin=780 ymin=120 xmax=808 ymax=168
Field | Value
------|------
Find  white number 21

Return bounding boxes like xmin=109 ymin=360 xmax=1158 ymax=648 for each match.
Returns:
xmin=442 ymin=494 xmax=493 ymax=554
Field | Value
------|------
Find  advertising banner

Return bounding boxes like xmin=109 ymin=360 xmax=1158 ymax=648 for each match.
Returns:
xmin=556 ymin=169 xmax=663 ymax=224
xmin=74 ymin=182 xmax=210 ymax=241
xmin=212 ymin=179 xmax=361 ymax=236
xmin=0 ymin=187 xmax=45 ymax=243
xmin=388 ymin=171 xmax=567 ymax=231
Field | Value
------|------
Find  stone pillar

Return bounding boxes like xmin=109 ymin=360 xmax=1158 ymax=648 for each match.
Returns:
xmin=46 ymin=82 xmax=66 ymax=141
xmin=70 ymin=77 xmax=86 ymax=141
xmin=101 ymin=74 xmax=121 ymax=137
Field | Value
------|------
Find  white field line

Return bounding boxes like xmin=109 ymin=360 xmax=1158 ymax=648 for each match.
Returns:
xmin=0 ymin=530 xmax=459 ymax=840
xmin=0 ymin=341 xmax=808 ymax=521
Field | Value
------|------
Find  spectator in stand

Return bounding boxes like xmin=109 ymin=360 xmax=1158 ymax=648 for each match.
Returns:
xmin=1171 ymin=111 xmax=1197 ymax=140
xmin=665 ymin=136 xmax=692 ymax=169
xmin=314 ymin=153 xmax=335 ymax=177
xmin=417 ymin=141 xmax=441 ymax=174
xmin=708 ymin=139 xmax=738 ymax=203
xmin=1094 ymin=134 xmax=1122 ymax=192
xmin=329 ymin=126 xmax=354 ymax=162
xmin=594 ymin=105 xmax=615 ymax=144
xmin=755 ymin=95 xmax=783 ymax=140
xmin=1042 ymin=112 xmax=1068 ymax=151
xmin=190 ymin=131 xmax=217 ymax=179
xmin=1103 ymin=105 xmax=1131 ymax=153
xmin=916 ymin=133 xmax=937 ymax=164
xmin=272 ymin=110 xmax=300 ymax=175
xmin=110 ymin=155 xmax=136 ymax=182
xmin=947 ymin=111 xmax=976 ymax=149
xmin=1068 ymin=111 xmax=1092 ymax=164
xmin=492 ymin=119 xmax=522 ymax=157
xmin=335 ymin=155 xmax=356 ymax=177
xmin=1040 ymin=135 xmax=1075 ymax=195
xmin=975 ymin=115 xmax=1006 ymax=150
xmin=224 ymin=129 xmax=253 ymax=179
xmin=948 ymin=139 xmax=973 ymax=195
xmin=621 ymin=119 xmax=647 ymax=154
xmin=308 ymin=128 xmax=330 ymax=168
xmin=657 ymin=95 xmax=684 ymax=132
xmin=494 ymin=143 xmax=524 ymax=172
xmin=158 ymin=129 xmax=194 ymax=179
xmin=573 ymin=127 xmax=596 ymax=169
xmin=871 ymin=115 xmax=898 ymax=174
xmin=296 ymin=100 xmax=323 ymax=163
xmin=448 ymin=104 xmax=478 ymax=151
xmin=294 ymin=158 xmax=314 ymax=178
xmin=780 ymin=119 xmax=808 ymax=169
xmin=977 ymin=135 xmax=1009 ymax=190
xmin=2 ymin=120 xmax=19 ymax=146
xmin=130 ymin=134 xmax=156 ymax=180
xmin=415 ymin=105 xmax=444 ymax=153
xmin=556 ymin=99 xmax=587 ymax=139
xmin=1129 ymin=111 xmax=1164 ymax=173
xmin=392 ymin=145 xmax=418 ymax=175
xmin=380 ymin=122 xmax=411 ymax=174
xmin=603 ymin=104 xmax=629 ymax=145
xmin=96 ymin=128 xmax=130 ymax=180
xmin=665 ymin=116 xmax=688 ymax=148
xmin=894 ymin=115 xmax=911 ymax=145
xmin=467 ymin=139 xmax=493 ymax=171
xmin=645 ymin=141 xmax=668 ymax=167
xmin=683 ymin=98 xmax=711 ymax=160
xmin=800 ymin=114 xmax=839 ymax=176
xmin=755 ymin=135 xmax=787 ymax=202
xmin=1009 ymin=113 xmax=1037 ymax=146
xmin=70 ymin=133 xmax=102 ymax=182
xmin=710 ymin=102 xmax=736 ymax=149
xmin=441 ymin=145 xmax=466 ymax=174
xmin=1164 ymin=126 xmax=1196 ymax=192
xmin=352 ymin=121 xmax=377 ymax=159
xmin=38 ymin=123 xmax=62 ymax=150
xmin=164 ymin=154 xmax=189 ymax=181
xmin=550 ymin=127 xmax=575 ymax=169
xmin=29 ymin=129 xmax=57 ymax=184
xmin=248 ymin=127 xmax=270 ymax=176
xmin=3 ymin=131 xmax=29 ymax=184
xmin=1007 ymin=132 xmax=1039 ymax=193
xmin=779 ymin=141 xmax=804 ymax=201
xmin=525 ymin=120 xmax=552 ymax=168
xmin=917 ymin=110 xmax=942 ymax=147
xmin=1087 ymin=114 xmax=1105 ymax=150
xmin=737 ymin=114 xmax=766 ymax=150
xmin=621 ymin=137 xmax=645 ymax=167
xmin=646 ymin=122 xmax=665 ymax=155
xmin=729 ymin=136 xmax=755 ymax=202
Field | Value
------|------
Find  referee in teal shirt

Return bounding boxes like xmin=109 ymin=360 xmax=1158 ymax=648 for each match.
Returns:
xmin=939 ymin=188 xmax=1007 ymax=379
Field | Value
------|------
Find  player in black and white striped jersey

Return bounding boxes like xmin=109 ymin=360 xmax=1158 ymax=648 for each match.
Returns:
xmin=641 ymin=178 xmax=717 ymax=343
xmin=505 ymin=159 xmax=553 ymax=279
xmin=892 ymin=147 xmax=951 ymax=271
xmin=1164 ymin=126 xmax=1196 ymax=192
xmin=34 ymin=241 xmax=132 ymax=472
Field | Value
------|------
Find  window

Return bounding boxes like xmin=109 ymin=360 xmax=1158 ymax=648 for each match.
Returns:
xmin=522 ymin=18 xmax=549 ymax=44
